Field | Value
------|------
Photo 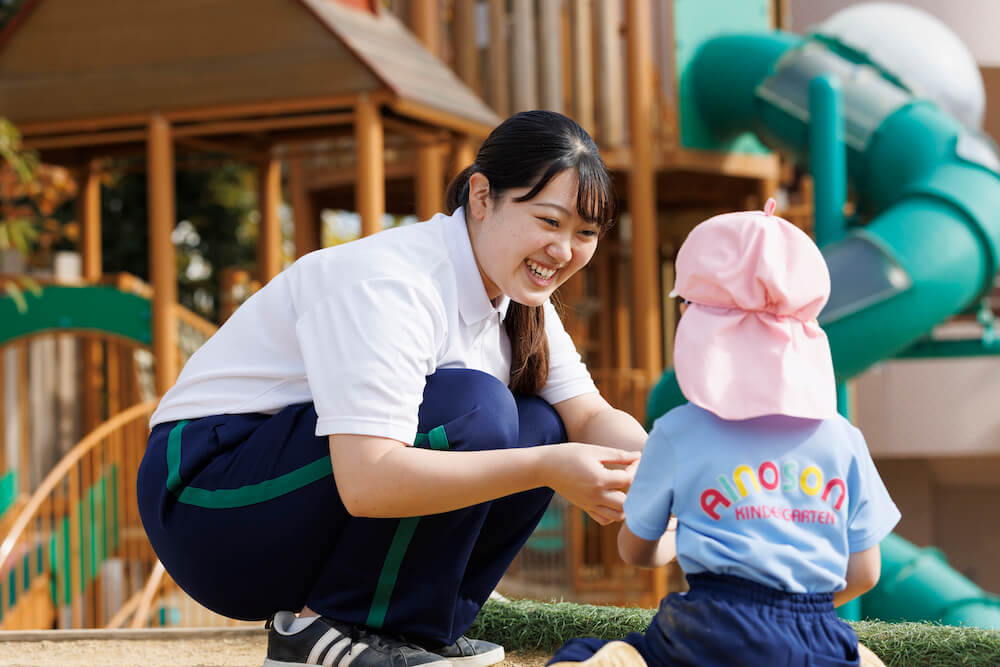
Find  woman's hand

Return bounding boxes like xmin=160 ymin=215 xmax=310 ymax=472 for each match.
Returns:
xmin=541 ymin=443 xmax=640 ymax=525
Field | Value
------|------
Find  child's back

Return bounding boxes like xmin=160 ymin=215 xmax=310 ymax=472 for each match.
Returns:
xmin=634 ymin=403 xmax=895 ymax=596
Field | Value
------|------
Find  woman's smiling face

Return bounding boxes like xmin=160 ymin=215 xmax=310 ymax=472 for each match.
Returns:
xmin=466 ymin=169 xmax=600 ymax=307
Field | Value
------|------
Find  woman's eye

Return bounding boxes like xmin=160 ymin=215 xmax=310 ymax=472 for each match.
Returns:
xmin=578 ymin=229 xmax=598 ymax=238
xmin=538 ymin=217 xmax=559 ymax=227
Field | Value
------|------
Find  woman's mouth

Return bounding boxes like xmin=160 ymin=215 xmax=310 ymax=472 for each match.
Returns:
xmin=525 ymin=259 xmax=557 ymax=283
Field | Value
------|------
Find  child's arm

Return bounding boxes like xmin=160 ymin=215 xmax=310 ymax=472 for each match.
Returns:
xmin=617 ymin=517 xmax=678 ymax=568
xmin=833 ymin=545 xmax=882 ymax=607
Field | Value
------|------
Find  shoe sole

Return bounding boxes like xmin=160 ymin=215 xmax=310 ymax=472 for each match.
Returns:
xmin=447 ymin=646 xmax=505 ymax=667
xmin=549 ymin=641 xmax=646 ymax=667
xmin=264 ymin=660 xmax=453 ymax=667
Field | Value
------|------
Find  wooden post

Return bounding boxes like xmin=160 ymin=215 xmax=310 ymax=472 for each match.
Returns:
xmin=559 ymin=272 xmax=587 ymax=351
xmin=147 ymin=113 xmax=178 ymax=396
xmin=412 ymin=0 xmax=446 ymax=220
xmin=625 ymin=0 xmax=661 ymax=486
xmin=596 ymin=0 xmax=625 ymax=146
xmin=538 ymin=0 xmax=563 ymax=112
xmin=17 ymin=341 xmax=29 ymax=495
xmin=511 ymin=0 xmax=538 ymax=111
xmin=595 ymin=245 xmax=613 ymax=370
xmin=68 ymin=466 xmax=82 ymax=627
xmin=570 ymin=0 xmax=595 ymax=135
xmin=80 ymin=162 xmax=102 ymax=282
xmin=488 ymin=0 xmax=510 ymax=117
xmin=453 ymin=0 xmax=479 ymax=94
xmin=257 ymin=155 xmax=283 ymax=283
xmin=416 ymin=142 xmax=445 ymax=221
xmin=355 ymin=95 xmax=385 ymax=237
xmin=450 ymin=136 xmax=476 ymax=181
xmin=613 ymin=241 xmax=631 ymax=372
xmin=219 ymin=268 xmax=251 ymax=323
xmin=288 ymin=157 xmax=320 ymax=257
xmin=79 ymin=162 xmax=103 ymax=433
xmin=410 ymin=0 xmax=441 ymax=59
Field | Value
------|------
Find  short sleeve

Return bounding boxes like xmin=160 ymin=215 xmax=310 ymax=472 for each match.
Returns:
xmin=624 ymin=422 xmax=675 ymax=541
xmin=846 ymin=430 xmax=901 ymax=553
xmin=538 ymin=300 xmax=598 ymax=405
xmin=296 ymin=277 xmax=444 ymax=442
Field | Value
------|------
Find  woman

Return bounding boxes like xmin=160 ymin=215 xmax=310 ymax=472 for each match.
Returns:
xmin=138 ymin=110 xmax=648 ymax=667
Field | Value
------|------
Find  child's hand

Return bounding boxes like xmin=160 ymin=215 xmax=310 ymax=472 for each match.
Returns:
xmin=542 ymin=444 xmax=640 ymax=525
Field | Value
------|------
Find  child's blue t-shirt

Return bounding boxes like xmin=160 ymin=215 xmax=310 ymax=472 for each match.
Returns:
xmin=624 ymin=402 xmax=901 ymax=593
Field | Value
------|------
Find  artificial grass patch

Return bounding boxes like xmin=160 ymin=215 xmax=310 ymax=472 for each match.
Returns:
xmin=468 ymin=599 xmax=1000 ymax=666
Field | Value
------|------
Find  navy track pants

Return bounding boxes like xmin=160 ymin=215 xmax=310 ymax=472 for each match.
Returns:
xmin=549 ymin=574 xmax=860 ymax=666
xmin=138 ymin=369 xmax=565 ymax=644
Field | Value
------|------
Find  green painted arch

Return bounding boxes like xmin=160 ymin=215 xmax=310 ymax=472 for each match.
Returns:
xmin=0 ymin=285 xmax=152 ymax=347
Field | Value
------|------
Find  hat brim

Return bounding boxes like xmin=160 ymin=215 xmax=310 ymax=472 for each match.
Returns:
xmin=673 ymin=305 xmax=837 ymax=420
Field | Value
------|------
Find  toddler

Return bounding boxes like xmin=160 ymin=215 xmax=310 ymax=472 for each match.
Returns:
xmin=549 ymin=200 xmax=900 ymax=666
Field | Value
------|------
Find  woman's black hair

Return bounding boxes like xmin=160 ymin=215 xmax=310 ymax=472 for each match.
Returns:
xmin=445 ymin=110 xmax=615 ymax=395
xmin=446 ymin=110 xmax=616 ymax=231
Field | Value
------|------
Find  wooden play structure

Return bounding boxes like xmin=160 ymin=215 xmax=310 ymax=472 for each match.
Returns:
xmin=0 ymin=0 xmax=792 ymax=624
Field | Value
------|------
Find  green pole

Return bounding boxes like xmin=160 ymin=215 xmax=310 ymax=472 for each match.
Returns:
xmin=809 ymin=72 xmax=861 ymax=622
xmin=809 ymin=74 xmax=847 ymax=247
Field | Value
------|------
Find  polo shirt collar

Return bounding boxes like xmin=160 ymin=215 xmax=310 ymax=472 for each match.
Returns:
xmin=446 ymin=207 xmax=510 ymax=325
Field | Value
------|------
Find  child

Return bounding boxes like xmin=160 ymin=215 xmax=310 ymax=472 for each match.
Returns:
xmin=549 ymin=200 xmax=900 ymax=666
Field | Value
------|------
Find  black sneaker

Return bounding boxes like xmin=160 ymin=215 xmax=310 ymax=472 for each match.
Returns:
xmin=420 ymin=636 xmax=504 ymax=667
xmin=264 ymin=612 xmax=452 ymax=667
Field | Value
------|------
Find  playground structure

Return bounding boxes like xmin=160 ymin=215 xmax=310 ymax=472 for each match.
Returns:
xmin=0 ymin=276 xmax=226 ymax=628
xmin=647 ymin=4 xmax=1000 ymax=627
xmin=1 ymin=0 xmax=1000 ymax=631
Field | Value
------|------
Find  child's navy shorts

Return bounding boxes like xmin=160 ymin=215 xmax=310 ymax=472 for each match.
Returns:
xmin=551 ymin=573 xmax=860 ymax=666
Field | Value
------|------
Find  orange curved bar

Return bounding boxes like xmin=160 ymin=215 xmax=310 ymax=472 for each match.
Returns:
xmin=0 ymin=399 xmax=157 ymax=572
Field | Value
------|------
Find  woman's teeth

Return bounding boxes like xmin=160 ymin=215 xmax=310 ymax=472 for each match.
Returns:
xmin=526 ymin=259 xmax=556 ymax=280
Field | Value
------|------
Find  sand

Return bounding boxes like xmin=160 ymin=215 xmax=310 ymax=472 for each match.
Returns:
xmin=0 ymin=628 xmax=551 ymax=667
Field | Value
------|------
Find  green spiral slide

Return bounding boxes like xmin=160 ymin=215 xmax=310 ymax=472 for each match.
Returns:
xmin=647 ymin=30 xmax=1000 ymax=628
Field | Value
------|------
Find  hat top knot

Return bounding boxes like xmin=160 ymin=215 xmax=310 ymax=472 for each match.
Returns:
xmin=672 ymin=202 xmax=831 ymax=322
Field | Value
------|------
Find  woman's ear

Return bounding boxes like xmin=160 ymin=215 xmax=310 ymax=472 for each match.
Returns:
xmin=467 ymin=172 xmax=491 ymax=222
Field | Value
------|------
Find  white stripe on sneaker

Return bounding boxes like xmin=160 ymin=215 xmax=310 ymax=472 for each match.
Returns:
xmin=307 ymin=628 xmax=343 ymax=665
xmin=338 ymin=641 xmax=370 ymax=667
xmin=448 ymin=646 xmax=505 ymax=667
xmin=321 ymin=638 xmax=352 ymax=667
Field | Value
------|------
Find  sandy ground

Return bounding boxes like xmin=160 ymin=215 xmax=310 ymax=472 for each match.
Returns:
xmin=0 ymin=628 xmax=551 ymax=667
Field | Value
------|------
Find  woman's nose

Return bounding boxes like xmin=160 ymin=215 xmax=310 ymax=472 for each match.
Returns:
xmin=547 ymin=237 xmax=572 ymax=263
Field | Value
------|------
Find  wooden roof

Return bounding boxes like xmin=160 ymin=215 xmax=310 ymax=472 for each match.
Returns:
xmin=0 ymin=0 xmax=498 ymax=142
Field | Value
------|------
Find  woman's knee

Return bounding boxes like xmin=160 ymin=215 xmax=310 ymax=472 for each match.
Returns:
xmin=418 ymin=369 xmax=518 ymax=451
xmin=515 ymin=395 xmax=567 ymax=446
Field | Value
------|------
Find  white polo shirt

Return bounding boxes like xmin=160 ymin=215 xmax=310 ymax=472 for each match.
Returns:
xmin=150 ymin=208 xmax=598 ymax=443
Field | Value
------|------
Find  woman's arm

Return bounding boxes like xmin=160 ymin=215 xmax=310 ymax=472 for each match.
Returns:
xmin=554 ymin=392 xmax=647 ymax=452
xmin=833 ymin=545 xmax=882 ymax=607
xmin=617 ymin=519 xmax=677 ymax=568
xmin=330 ymin=434 xmax=638 ymax=523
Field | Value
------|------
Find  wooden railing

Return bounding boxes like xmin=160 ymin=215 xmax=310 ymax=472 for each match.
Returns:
xmin=108 ymin=561 xmax=254 ymax=629
xmin=0 ymin=273 xmax=217 ymax=500
xmin=0 ymin=331 xmax=146 ymax=501
xmin=0 ymin=400 xmax=157 ymax=629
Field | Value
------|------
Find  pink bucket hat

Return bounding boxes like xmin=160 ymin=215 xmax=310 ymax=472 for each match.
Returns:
xmin=671 ymin=199 xmax=836 ymax=420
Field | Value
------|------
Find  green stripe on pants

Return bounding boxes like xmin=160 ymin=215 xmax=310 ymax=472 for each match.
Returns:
xmin=365 ymin=425 xmax=449 ymax=628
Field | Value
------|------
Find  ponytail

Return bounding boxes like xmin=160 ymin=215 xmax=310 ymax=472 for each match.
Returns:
xmin=445 ymin=165 xmax=477 ymax=215
xmin=445 ymin=163 xmax=551 ymax=395
xmin=504 ymin=301 xmax=549 ymax=395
